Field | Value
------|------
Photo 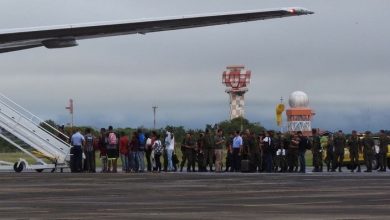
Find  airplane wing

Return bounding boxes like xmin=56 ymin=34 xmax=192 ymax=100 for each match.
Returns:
xmin=0 ymin=7 xmax=313 ymax=53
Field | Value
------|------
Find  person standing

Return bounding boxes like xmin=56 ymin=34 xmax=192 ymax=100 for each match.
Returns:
xmin=248 ymin=131 xmax=261 ymax=172
xmin=106 ymin=126 xmax=119 ymax=173
xmin=128 ymin=131 xmax=139 ymax=172
xmin=182 ymin=132 xmax=196 ymax=172
xmin=311 ymin=129 xmax=322 ymax=172
xmin=231 ymin=130 xmax=243 ymax=172
xmin=214 ymin=129 xmax=225 ymax=172
xmin=203 ymin=129 xmax=214 ymax=172
xmin=197 ymin=133 xmax=206 ymax=172
xmin=378 ymin=130 xmax=388 ymax=172
xmin=137 ymin=129 xmax=146 ymax=172
xmin=145 ymin=132 xmax=156 ymax=172
xmin=98 ymin=128 xmax=108 ymax=173
xmin=288 ymin=133 xmax=299 ymax=172
xmin=119 ymin=131 xmax=129 ymax=173
xmin=362 ymin=131 xmax=375 ymax=172
xmin=165 ymin=131 xmax=175 ymax=172
xmin=348 ymin=130 xmax=361 ymax=172
xmin=332 ymin=130 xmax=346 ymax=172
xmin=225 ymin=132 xmax=234 ymax=172
xmin=262 ymin=131 xmax=274 ymax=173
xmin=324 ymin=133 xmax=334 ymax=172
xmin=153 ymin=134 xmax=163 ymax=172
xmin=274 ymin=132 xmax=285 ymax=172
xmin=297 ymin=131 xmax=310 ymax=173
xmin=84 ymin=128 xmax=96 ymax=173
xmin=70 ymin=128 xmax=85 ymax=173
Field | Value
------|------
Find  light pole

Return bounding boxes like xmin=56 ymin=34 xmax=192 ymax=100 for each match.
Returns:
xmin=152 ymin=106 xmax=158 ymax=130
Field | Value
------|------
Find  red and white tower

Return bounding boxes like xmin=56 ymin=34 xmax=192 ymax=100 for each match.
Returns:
xmin=222 ymin=66 xmax=251 ymax=120
xmin=286 ymin=91 xmax=315 ymax=136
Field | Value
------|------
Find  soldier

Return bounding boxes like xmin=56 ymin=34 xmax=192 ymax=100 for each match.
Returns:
xmin=332 ymin=130 xmax=346 ymax=172
xmin=362 ymin=131 xmax=375 ymax=172
xmin=247 ymin=130 xmax=261 ymax=172
xmin=225 ymin=132 xmax=234 ymax=172
xmin=214 ymin=129 xmax=225 ymax=172
xmin=378 ymin=130 xmax=388 ymax=172
xmin=288 ymin=133 xmax=299 ymax=172
xmin=311 ymin=129 xmax=322 ymax=172
xmin=324 ymin=133 xmax=334 ymax=172
xmin=181 ymin=132 xmax=196 ymax=172
xmin=348 ymin=130 xmax=361 ymax=172
xmin=197 ymin=133 xmax=206 ymax=172
xmin=203 ymin=129 xmax=215 ymax=172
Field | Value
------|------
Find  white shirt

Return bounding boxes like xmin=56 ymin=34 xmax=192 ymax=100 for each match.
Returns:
xmin=167 ymin=137 xmax=175 ymax=150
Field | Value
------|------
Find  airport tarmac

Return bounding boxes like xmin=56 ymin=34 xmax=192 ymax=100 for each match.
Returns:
xmin=0 ymin=172 xmax=389 ymax=220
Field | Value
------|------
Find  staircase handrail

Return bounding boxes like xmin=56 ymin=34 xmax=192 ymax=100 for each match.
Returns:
xmin=0 ymin=93 xmax=71 ymax=148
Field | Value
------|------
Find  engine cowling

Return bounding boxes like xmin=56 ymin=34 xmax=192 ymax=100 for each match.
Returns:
xmin=42 ymin=38 xmax=78 ymax=49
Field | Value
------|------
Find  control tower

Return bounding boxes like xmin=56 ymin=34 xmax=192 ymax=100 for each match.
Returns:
xmin=222 ymin=66 xmax=251 ymax=120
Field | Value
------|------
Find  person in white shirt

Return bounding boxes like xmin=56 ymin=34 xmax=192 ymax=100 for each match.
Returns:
xmin=165 ymin=131 xmax=175 ymax=171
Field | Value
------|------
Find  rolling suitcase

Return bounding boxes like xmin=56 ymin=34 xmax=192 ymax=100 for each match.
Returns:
xmin=241 ymin=159 xmax=250 ymax=173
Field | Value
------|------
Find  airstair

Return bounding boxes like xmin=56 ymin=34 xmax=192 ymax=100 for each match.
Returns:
xmin=0 ymin=93 xmax=71 ymax=172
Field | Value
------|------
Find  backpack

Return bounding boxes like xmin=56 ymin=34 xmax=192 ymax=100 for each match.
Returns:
xmin=108 ymin=132 xmax=117 ymax=145
xmin=85 ymin=134 xmax=94 ymax=151
xmin=138 ymin=133 xmax=146 ymax=146
xmin=154 ymin=140 xmax=163 ymax=154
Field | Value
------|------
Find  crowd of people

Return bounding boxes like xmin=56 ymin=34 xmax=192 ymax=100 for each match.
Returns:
xmin=68 ymin=126 xmax=389 ymax=174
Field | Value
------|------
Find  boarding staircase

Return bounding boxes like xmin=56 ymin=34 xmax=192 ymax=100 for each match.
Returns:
xmin=0 ymin=93 xmax=71 ymax=172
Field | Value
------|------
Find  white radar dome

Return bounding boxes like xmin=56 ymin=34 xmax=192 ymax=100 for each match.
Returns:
xmin=289 ymin=91 xmax=309 ymax=108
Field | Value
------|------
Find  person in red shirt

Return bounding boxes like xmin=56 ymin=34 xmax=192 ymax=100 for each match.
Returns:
xmin=119 ymin=131 xmax=130 ymax=172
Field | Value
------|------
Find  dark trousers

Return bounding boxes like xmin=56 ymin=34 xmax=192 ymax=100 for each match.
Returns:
xmin=163 ymin=150 xmax=168 ymax=171
xmin=197 ymin=152 xmax=205 ymax=171
xmin=155 ymin=153 xmax=162 ymax=171
xmin=287 ymin=151 xmax=298 ymax=172
xmin=312 ymin=151 xmax=323 ymax=172
xmin=249 ymin=151 xmax=262 ymax=172
xmin=350 ymin=151 xmax=360 ymax=171
xmin=145 ymin=148 xmax=152 ymax=172
xmin=333 ymin=151 xmax=344 ymax=171
xmin=379 ymin=151 xmax=387 ymax=170
xmin=325 ymin=150 xmax=334 ymax=171
xmin=225 ymin=152 xmax=233 ymax=171
xmin=298 ymin=151 xmax=306 ymax=173
xmin=70 ymin=146 xmax=82 ymax=172
xmin=203 ymin=149 xmax=214 ymax=170
xmin=364 ymin=151 xmax=373 ymax=171
xmin=181 ymin=149 xmax=195 ymax=171
xmin=264 ymin=153 xmax=273 ymax=173
xmin=231 ymin=148 xmax=241 ymax=172
xmin=85 ymin=150 xmax=96 ymax=172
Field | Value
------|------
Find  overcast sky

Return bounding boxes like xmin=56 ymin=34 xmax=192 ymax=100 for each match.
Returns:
xmin=1 ymin=0 xmax=390 ymax=132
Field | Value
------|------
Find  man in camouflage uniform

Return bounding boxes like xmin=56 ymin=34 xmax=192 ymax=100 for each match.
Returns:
xmin=362 ymin=131 xmax=375 ymax=172
xmin=378 ymin=130 xmax=388 ymax=172
xmin=247 ymin=130 xmax=261 ymax=172
xmin=348 ymin=130 xmax=361 ymax=172
xmin=181 ymin=132 xmax=196 ymax=172
xmin=311 ymin=129 xmax=322 ymax=172
xmin=203 ymin=129 xmax=215 ymax=172
xmin=323 ymin=133 xmax=333 ymax=172
xmin=332 ymin=130 xmax=346 ymax=172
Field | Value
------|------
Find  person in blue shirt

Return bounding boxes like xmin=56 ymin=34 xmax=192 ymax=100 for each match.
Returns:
xmin=70 ymin=128 xmax=85 ymax=172
xmin=231 ymin=130 xmax=243 ymax=172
